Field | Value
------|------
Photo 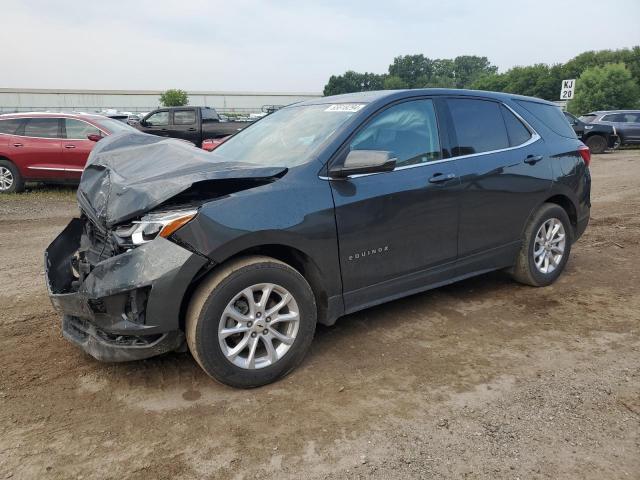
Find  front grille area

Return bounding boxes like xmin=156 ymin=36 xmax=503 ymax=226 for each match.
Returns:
xmin=83 ymin=215 xmax=119 ymax=265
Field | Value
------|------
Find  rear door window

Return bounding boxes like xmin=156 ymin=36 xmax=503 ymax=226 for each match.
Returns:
xmin=64 ymin=119 xmax=101 ymax=139
xmin=173 ymin=110 xmax=196 ymax=125
xmin=349 ymin=99 xmax=441 ymax=167
xmin=0 ymin=118 xmax=24 ymax=135
xmin=23 ymin=118 xmax=61 ymax=138
xmin=515 ymin=100 xmax=576 ymax=138
xmin=447 ymin=98 xmax=509 ymax=156
xmin=501 ymin=106 xmax=532 ymax=147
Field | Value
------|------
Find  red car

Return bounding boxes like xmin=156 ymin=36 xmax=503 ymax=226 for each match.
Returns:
xmin=0 ymin=112 xmax=137 ymax=193
xmin=201 ymin=136 xmax=230 ymax=151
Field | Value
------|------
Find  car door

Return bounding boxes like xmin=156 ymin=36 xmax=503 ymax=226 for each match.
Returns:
xmin=329 ymin=98 xmax=461 ymax=312
xmin=140 ymin=110 xmax=170 ymax=138
xmin=444 ymin=97 xmax=552 ymax=271
xmin=61 ymin=118 xmax=103 ymax=179
xmin=11 ymin=117 xmax=63 ymax=179
xmin=170 ymin=109 xmax=199 ymax=144
xmin=622 ymin=113 xmax=640 ymax=142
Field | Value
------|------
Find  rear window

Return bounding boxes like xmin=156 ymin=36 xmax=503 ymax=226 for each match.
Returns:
xmin=0 ymin=118 xmax=23 ymax=135
xmin=202 ymin=108 xmax=220 ymax=122
xmin=515 ymin=100 xmax=576 ymax=138
xmin=23 ymin=118 xmax=60 ymax=138
xmin=448 ymin=98 xmax=509 ymax=156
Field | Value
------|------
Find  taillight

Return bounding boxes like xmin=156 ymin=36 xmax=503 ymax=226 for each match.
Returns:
xmin=578 ymin=145 xmax=591 ymax=167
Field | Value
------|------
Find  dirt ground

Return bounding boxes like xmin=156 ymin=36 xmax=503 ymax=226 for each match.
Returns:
xmin=1 ymin=150 xmax=639 ymax=480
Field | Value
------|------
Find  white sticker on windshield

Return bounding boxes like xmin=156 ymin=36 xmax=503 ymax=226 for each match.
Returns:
xmin=325 ymin=104 xmax=365 ymax=112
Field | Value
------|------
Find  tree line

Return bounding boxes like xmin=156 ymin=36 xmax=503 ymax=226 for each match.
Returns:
xmin=323 ymin=47 xmax=640 ymax=114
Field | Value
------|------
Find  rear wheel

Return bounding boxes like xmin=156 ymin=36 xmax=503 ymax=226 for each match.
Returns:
xmin=511 ymin=203 xmax=573 ymax=287
xmin=0 ymin=160 xmax=24 ymax=193
xmin=585 ymin=134 xmax=607 ymax=154
xmin=186 ymin=256 xmax=317 ymax=388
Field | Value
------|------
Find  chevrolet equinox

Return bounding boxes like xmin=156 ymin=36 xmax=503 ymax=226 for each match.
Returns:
xmin=45 ymin=89 xmax=591 ymax=388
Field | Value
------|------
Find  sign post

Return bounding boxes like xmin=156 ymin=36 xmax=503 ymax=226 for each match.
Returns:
xmin=560 ymin=79 xmax=576 ymax=101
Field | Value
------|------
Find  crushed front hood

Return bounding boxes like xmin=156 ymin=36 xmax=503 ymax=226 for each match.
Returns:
xmin=78 ymin=133 xmax=286 ymax=227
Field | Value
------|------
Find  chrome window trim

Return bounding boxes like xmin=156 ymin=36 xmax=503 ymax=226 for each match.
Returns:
xmin=321 ymin=100 xmax=541 ymax=181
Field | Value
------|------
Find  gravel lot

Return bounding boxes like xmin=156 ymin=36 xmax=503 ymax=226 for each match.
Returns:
xmin=1 ymin=150 xmax=639 ymax=479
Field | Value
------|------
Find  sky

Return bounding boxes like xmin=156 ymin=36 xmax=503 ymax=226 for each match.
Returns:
xmin=1 ymin=0 xmax=639 ymax=93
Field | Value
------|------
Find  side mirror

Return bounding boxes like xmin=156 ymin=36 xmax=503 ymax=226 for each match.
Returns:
xmin=87 ymin=133 xmax=103 ymax=142
xmin=329 ymin=150 xmax=396 ymax=178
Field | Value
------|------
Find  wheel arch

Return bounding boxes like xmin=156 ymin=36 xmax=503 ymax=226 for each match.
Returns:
xmin=178 ymin=243 xmax=332 ymax=331
xmin=544 ymin=194 xmax=577 ymax=230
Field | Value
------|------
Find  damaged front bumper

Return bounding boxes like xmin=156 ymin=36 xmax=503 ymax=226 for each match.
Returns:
xmin=45 ymin=218 xmax=208 ymax=362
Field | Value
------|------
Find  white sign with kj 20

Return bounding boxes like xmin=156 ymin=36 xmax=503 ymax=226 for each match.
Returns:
xmin=560 ymin=79 xmax=576 ymax=100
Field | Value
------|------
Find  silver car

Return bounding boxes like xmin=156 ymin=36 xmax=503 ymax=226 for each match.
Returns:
xmin=579 ymin=110 xmax=640 ymax=146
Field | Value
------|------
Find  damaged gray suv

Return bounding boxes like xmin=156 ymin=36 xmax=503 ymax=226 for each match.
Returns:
xmin=46 ymin=89 xmax=591 ymax=387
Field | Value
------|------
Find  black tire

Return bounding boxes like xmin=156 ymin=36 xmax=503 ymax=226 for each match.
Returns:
xmin=186 ymin=255 xmax=317 ymax=388
xmin=585 ymin=135 xmax=607 ymax=154
xmin=511 ymin=203 xmax=573 ymax=287
xmin=0 ymin=160 xmax=24 ymax=193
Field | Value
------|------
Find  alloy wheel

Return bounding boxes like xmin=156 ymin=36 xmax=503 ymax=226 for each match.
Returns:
xmin=533 ymin=218 xmax=566 ymax=274
xmin=0 ymin=167 xmax=14 ymax=191
xmin=218 ymin=283 xmax=300 ymax=369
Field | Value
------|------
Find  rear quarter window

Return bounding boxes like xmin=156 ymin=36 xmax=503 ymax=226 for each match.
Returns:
xmin=515 ymin=100 xmax=576 ymax=139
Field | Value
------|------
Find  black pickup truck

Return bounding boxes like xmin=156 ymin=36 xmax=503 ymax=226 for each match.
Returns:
xmin=563 ymin=111 xmax=619 ymax=154
xmin=136 ymin=106 xmax=251 ymax=146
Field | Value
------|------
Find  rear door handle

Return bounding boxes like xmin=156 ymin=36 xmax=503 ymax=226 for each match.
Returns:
xmin=429 ymin=172 xmax=457 ymax=183
xmin=524 ymin=154 xmax=543 ymax=165
xmin=187 ymin=127 xmax=197 ymax=131
xmin=13 ymin=143 xmax=23 ymax=147
xmin=64 ymin=145 xmax=76 ymax=149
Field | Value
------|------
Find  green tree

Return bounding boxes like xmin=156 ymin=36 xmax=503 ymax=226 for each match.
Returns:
xmin=568 ymin=63 xmax=640 ymax=114
xmin=323 ymin=71 xmax=385 ymax=96
xmin=388 ymin=54 xmax=433 ymax=88
xmin=452 ymin=55 xmax=497 ymax=88
xmin=159 ymin=89 xmax=189 ymax=107
xmin=472 ymin=64 xmax=562 ymax=100
xmin=383 ymin=75 xmax=408 ymax=89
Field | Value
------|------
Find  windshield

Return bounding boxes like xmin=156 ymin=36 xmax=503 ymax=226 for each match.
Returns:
xmin=95 ymin=118 xmax=138 ymax=134
xmin=212 ymin=104 xmax=363 ymax=167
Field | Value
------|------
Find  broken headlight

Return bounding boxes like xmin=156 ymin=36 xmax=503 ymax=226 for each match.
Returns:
xmin=113 ymin=209 xmax=198 ymax=246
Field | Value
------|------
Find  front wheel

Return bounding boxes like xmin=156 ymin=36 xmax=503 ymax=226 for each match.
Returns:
xmin=186 ymin=256 xmax=317 ymax=388
xmin=585 ymin=135 xmax=607 ymax=154
xmin=511 ymin=203 xmax=573 ymax=287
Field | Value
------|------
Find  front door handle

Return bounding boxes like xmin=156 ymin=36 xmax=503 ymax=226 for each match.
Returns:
xmin=187 ymin=127 xmax=197 ymax=131
xmin=524 ymin=154 xmax=543 ymax=165
xmin=13 ymin=143 xmax=23 ymax=147
xmin=64 ymin=145 xmax=76 ymax=149
xmin=429 ymin=172 xmax=457 ymax=183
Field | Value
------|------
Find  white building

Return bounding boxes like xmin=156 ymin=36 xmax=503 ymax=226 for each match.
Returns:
xmin=0 ymin=88 xmax=322 ymax=114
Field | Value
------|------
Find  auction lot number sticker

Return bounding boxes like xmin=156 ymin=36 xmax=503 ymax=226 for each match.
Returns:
xmin=325 ymin=104 xmax=366 ymax=112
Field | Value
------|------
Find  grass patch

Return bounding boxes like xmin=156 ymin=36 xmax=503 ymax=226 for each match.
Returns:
xmin=1 ymin=183 xmax=77 ymax=202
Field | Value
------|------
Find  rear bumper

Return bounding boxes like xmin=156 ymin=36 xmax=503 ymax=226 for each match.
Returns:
xmin=45 ymin=218 xmax=209 ymax=362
